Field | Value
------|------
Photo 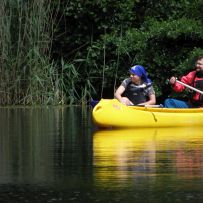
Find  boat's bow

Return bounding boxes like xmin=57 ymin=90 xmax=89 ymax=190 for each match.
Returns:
xmin=92 ymin=99 xmax=157 ymax=128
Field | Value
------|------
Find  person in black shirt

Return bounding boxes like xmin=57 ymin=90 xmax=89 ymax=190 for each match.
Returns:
xmin=115 ymin=65 xmax=156 ymax=106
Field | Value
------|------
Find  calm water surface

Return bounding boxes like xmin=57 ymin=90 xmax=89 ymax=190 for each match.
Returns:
xmin=0 ymin=106 xmax=203 ymax=203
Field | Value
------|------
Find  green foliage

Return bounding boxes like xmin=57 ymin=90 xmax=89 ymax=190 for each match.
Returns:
xmin=0 ymin=0 xmax=63 ymax=105
xmin=1 ymin=0 xmax=203 ymax=104
xmin=81 ymin=15 xmax=203 ymax=97
xmin=57 ymin=0 xmax=203 ymax=100
xmin=52 ymin=0 xmax=203 ymax=101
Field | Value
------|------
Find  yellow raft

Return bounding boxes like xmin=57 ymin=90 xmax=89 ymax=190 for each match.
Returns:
xmin=92 ymin=99 xmax=203 ymax=128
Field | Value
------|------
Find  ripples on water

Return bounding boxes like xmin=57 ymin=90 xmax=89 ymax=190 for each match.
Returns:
xmin=0 ymin=107 xmax=203 ymax=202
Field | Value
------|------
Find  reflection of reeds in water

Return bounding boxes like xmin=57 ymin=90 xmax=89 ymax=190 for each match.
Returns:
xmin=93 ymin=128 xmax=203 ymax=187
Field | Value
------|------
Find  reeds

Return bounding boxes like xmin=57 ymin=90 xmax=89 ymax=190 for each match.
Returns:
xmin=0 ymin=0 xmax=61 ymax=105
xmin=0 ymin=0 xmax=98 ymax=105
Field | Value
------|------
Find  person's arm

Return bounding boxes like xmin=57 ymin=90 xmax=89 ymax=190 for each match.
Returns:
xmin=114 ymin=85 xmax=133 ymax=105
xmin=170 ymin=71 xmax=196 ymax=92
xmin=169 ymin=76 xmax=185 ymax=92
xmin=138 ymin=94 xmax=156 ymax=106
xmin=114 ymin=85 xmax=125 ymax=103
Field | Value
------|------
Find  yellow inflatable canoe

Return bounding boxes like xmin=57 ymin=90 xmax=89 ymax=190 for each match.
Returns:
xmin=92 ymin=99 xmax=203 ymax=128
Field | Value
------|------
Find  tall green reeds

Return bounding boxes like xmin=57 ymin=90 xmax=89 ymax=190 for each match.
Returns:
xmin=0 ymin=0 xmax=62 ymax=105
xmin=0 ymin=0 xmax=98 ymax=105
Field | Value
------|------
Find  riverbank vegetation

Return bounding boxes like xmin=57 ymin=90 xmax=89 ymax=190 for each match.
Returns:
xmin=0 ymin=0 xmax=203 ymax=105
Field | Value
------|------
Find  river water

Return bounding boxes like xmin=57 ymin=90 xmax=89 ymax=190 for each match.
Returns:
xmin=0 ymin=106 xmax=203 ymax=203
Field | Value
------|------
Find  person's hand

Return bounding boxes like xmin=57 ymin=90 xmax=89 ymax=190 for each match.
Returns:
xmin=120 ymin=97 xmax=133 ymax=105
xmin=169 ymin=76 xmax=176 ymax=85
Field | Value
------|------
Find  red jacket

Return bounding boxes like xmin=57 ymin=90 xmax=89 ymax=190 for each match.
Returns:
xmin=172 ymin=71 xmax=203 ymax=106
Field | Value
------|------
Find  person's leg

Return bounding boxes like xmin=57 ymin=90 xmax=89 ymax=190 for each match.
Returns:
xmin=164 ymin=98 xmax=190 ymax=108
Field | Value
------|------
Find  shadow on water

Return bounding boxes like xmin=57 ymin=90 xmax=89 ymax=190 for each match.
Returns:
xmin=0 ymin=106 xmax=203 ymax=202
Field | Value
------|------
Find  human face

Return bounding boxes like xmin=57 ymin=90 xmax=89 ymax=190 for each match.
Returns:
xmin=130 ymin=73 xmax=141 ymax=84
xmin=195 ymin=58 xmax=203 ymax=72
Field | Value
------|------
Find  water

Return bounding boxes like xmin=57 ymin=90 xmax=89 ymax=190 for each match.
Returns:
xmin=0 ymin=106 xmax=203 ymax=202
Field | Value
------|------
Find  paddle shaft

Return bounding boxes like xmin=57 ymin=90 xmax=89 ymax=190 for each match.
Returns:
xmin=136 ymin=104 xmax=163 ymax=108
xmin=176 ymin=80 xmax=203 ymax=95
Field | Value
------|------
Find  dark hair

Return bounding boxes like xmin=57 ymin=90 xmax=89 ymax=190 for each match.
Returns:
xmin=197 ymin=56 xmax=203 ymax=61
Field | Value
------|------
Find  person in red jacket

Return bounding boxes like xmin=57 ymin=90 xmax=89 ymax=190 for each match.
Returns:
xmin=164 ymin=56 xmax=203 ymax=108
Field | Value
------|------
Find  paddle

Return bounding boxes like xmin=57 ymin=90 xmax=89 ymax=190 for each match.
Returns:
xmin=176 ymin=80 xmax=203 ymax=95
xmin=136 ymin=104 xmax=163 ymax=108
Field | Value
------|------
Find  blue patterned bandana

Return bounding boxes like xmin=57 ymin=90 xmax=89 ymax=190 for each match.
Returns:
xmin=130 ymin=65 xmax=152 ymax=84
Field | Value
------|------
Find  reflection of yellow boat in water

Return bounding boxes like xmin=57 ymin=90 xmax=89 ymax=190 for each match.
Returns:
xmin=93 ymin=128 xmax=203 ymax=187
xmin=94 ymin=127 xmax=203 ymax=150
